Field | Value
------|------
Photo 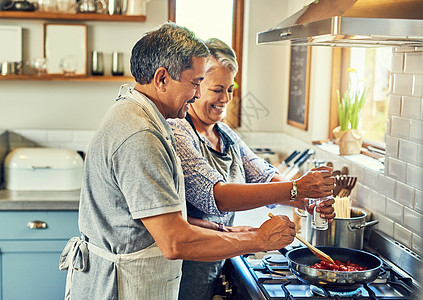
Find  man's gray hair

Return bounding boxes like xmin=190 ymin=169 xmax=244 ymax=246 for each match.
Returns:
xmin=130 ymin=23 xmax=210 ymax=84
xmin=205 ymin=38 xmax=238 ymax=76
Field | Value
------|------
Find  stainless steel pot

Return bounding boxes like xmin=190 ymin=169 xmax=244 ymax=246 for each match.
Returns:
xmin=295 ymin=207 xmax=378 ymax=249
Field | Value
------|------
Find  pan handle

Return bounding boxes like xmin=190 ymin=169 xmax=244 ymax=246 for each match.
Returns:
xmin=278 ymin=247 xmax=289 ymax=256
xmin=349 ymin=220 xmax=379 ymax=231
xmin=378 ymin=267 xmax=386 ymax=277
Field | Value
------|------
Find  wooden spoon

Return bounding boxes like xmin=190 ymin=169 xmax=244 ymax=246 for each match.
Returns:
xmin=268 ymin=213 xmax=335 ymax=264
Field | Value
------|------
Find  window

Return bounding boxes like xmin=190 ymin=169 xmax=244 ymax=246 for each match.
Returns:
xmin=174 ymin=0 xmax=233 ymax=46
xmin=168 ymin=0 xmax=244 ymax=128
xmin=349 ymin=48 xmax=391 ymax=146
xmin=330 ymin=47 xmax=392 ymax=156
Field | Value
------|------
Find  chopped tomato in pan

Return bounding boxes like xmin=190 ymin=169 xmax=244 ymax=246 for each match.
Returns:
xmin=310 ymin=260 xmax=367 ymax=272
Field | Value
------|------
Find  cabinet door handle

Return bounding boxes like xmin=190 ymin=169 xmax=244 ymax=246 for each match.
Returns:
xmin=27 ymin=220 xmax=48 ymax=229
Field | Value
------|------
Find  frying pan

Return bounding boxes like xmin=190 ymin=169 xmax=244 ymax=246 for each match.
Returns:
xmin=279 ymin=246 xmax=382 ymax=290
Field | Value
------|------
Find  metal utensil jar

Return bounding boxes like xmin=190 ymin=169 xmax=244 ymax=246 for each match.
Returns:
xmin=296 ymin=207 xmax=378 ymax=249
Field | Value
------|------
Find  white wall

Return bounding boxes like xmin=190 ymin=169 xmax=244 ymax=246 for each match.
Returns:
xmin=241 ymin=0 xmax=331 ymax=143
xmin=2 ymin=0 xmax=331 ymax=142
xmin=0 ymin=0 xmax=167 ymax=130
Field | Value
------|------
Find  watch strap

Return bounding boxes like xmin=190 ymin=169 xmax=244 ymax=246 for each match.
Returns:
xmin=290 ymin=180 xmax=297 ymax=201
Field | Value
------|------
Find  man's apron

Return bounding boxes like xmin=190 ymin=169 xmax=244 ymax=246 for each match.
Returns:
xmin=60 ymin=85 xmax=186 ymax=300
xmin=178 ymin=116 xmax=246 ymax=300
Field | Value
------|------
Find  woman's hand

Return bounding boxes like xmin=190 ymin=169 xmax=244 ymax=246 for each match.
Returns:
xmin=296 ymin=166 xmax=335 ymax=200
xmin=308 ymin=196 xmax=336 ymax=223
xmin=225 ymin=225 xmax=257 ymax=232
xmin=295 ymin=166 xmax=336 ymax=222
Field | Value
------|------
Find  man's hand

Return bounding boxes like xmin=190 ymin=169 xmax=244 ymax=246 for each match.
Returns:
xmin=257 ymin=215 xmax=296 ymax=250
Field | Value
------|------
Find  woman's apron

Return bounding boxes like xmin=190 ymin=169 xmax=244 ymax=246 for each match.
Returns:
xmin=60 ymin=84 xmax=186 ymax=300
xmin=178 ymin=117 xmax=246 ymax=300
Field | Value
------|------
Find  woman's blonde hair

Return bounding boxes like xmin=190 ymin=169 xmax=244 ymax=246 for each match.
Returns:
xmin=205 ymin=38 xmax=238 ymax=76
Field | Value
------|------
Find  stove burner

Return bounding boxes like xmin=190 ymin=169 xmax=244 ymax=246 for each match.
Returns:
xmin=310 ymin=285 xmax=362 ymax=297
xmin=263 ymin=254 xmax=288 ymax=265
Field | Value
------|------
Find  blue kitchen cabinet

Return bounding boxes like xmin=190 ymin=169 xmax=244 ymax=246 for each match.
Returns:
xmin=0 ymin=211 xmax=79 ymax=300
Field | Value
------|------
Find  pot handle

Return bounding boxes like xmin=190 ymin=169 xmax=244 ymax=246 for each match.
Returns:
xmin=349 ymin=220 xmax=379 ymax=231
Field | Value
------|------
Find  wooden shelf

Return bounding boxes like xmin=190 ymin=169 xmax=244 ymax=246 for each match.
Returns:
xmin=0 ymin=11 xmax=146 ymax=22
xmin=0 ymin=74 xmax=134 ymax=82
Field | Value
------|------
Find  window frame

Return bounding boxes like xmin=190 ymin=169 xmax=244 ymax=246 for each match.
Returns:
xmin=329 ymin=48 xmax=386 ymax=159
xmin=168 ymin=0 xmax=244 ymax=128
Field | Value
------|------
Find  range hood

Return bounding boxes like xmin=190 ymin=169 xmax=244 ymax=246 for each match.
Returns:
xmin=257 ymin=0 xmax=423 ymax=48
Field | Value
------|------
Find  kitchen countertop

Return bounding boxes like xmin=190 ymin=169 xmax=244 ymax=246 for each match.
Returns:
xmin=0 ymin=189 xmax=80 ymax=210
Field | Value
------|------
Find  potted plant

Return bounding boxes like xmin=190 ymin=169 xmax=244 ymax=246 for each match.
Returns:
xmin=333 ymin=68 xmax=366 ymax=155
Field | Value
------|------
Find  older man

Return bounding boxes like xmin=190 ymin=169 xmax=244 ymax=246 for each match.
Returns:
xmin=59 ymin=23 xmax=297 ymax=300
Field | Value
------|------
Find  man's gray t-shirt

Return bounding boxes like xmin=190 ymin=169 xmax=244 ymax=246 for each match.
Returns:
xmin=71 ymin=97 xmax=183 ymax=299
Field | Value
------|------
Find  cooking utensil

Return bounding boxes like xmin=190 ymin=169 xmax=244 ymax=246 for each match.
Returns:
xmin=268 ymin=213 xmax=335 ymax=264
xmin=338 ymin=176 xmax=357 ymax=197
xmin=276 ymin=150 xmax=299 ymax=173
xmin=280 ymin=246 xmax=383 ymax=290
xmin=280 ymin=149 xmax=309 ymax=177
xmin=295 ymin=234 xmax=334 ymax=264
xmin=334 ymin=174 xmax=356 ymax=197
xmin=283 ymin=149 xmax=315 ymax=180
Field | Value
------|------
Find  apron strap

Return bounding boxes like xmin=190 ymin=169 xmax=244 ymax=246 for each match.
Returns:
xmin=59 ymin=237 xmax=89 ymax=300
xmin=59 ymin=237 xmax=118 ymax=300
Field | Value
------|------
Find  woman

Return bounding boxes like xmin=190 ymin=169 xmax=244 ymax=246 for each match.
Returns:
xmin=168 ymin=38 xmax=335 ymax=300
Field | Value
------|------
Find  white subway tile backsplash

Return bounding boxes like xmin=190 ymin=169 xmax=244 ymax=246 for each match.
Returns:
xmin=47 ymin=130 xmax=73 ymax=143
xmin=393 ymin=74 xmax=413 ymax=96
xmin=376 ymin=214 xmax=394 ymax=236
xmin=398 ymin=139 xmax=418 ymax=164
xmin=415 ymin=189 xmax=423 ymax=214
xmin=73 ymin=130 xmax=96 ymax=143
xmin=378 ymin=175 xmax=396 ymax=199
xmin=395 ymin=181 xmax=415 ymax=208
xmin=8 ymin=129 xmax=95 ymax=152
xmin=409 ymin=119 xmax=423 ymax=143
xmin=406 ymin=164 xmax=423 ymax=190
xmin=401 ymin=96 xmax=422 ymax=119
xmin=14 ymin=129 xmax=47 ymax=145
xmin=418 ymin=144 xmax=423 ymax=167
xmin=356 ymin=184 xmax=371 ymax=208
xmin=363 ymin=169 xmax=379 ymax=191
xmin=388 ymin=157 xmax=407 ymax=182
xmin=394 ymin=223 xmax=412 ymax=247
xmin=60 ymin=143 xmax=89 ymax=153
xmin=390 ymin=116 xmax=410 ymax=139
xmin=388 ymin=96 xmax=402 ymax=116
xmin=413 ymin=75 xmax=423 ymax=97
xmin=391 ymin=53 xmax=404 ymax=73
xmin=412 ymin=234 xmax=423 ymax=255
xmin=385 ymin=198 xmax=403 ymax=224
xmin=369 ymin=191 xmax=386 ymax=215
xmin=385 ymin=135 xmax=399 ymax=158
xmin=350 ymin=163 xmax=365 ymax=180
xmin=404 ymin=52 xmax=423 ymax=74
xmin=404 ymin=207 xmax=423 ymax=235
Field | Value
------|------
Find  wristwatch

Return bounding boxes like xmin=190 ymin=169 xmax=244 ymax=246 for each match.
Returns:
xmin=217 ymin=222 xmax=224 ymax=232
xmin=290 ymin=180 xmax=297 ymax=201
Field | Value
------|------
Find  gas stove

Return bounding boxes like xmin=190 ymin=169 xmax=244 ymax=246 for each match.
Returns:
xmin=225 ymin=231 xmax=421 ymax=299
